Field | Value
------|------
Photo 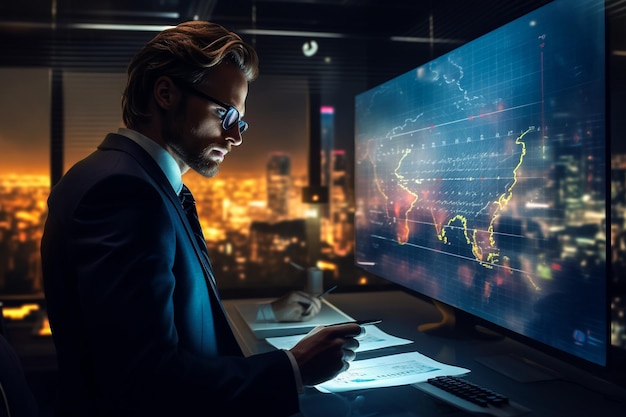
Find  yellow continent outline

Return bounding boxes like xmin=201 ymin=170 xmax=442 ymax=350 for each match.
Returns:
xmin=383 ymin=128 xmax=530 ymax=268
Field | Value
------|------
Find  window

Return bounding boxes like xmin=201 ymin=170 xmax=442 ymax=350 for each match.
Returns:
xmin=0 ymin=68 xmax=50 ymax=300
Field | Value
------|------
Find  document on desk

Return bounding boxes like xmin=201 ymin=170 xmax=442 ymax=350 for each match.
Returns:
xmin=315 ymin=351 xmax=470 ymax=393
xmin=234 ymin=298 xmax=356 ymax=338
xmin=265 ymin=324 xmax=413 ymax=352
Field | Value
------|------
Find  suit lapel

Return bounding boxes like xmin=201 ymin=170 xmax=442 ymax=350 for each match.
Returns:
xmin=99 ymin=134 xmax=218 ymax=287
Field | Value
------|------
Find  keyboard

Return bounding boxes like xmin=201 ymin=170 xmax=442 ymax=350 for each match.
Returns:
xmin=413 ymin=376 xmax=531 ymax=416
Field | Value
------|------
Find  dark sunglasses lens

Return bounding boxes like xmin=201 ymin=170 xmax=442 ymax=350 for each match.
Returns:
xmin=222 ymin=108 xmax=240 ymax=131
xmin=238 ymin=120 xmax=249 ymax=134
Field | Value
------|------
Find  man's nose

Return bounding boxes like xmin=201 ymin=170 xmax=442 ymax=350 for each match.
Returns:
xmin=226 ymin=129 xmax=243 ymax=147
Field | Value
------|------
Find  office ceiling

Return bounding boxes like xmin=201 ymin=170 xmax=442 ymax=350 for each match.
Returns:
xmin=0 ymin=0 xmax=624 ymax=89
xmin=2 ymin=0 xmax=553 ymax=38
xmin=0 ymin=1 xmax=547 ymax=79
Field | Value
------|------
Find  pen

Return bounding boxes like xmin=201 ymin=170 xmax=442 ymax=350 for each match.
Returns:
xmin=317 ymin=285 xmax=338 ymax=299
xmin=328 ymin=319 xmax=382 ymax=327
xmin=302 ymin=285 xmax=339 ymax=315
xmin=352 ymin=319 xmax=382 ymax=326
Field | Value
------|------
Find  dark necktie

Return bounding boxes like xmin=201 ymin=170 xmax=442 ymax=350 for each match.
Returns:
xmin=179 ymin=184 xmax=209 ymax=255
xmin=180 ymin=184 xmax=236 ymax=355
xmin=179 ymin=185 xmax=243 ymax=356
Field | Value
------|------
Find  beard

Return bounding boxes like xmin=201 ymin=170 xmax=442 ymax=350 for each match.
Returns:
xmin=164 ymin=101 xmax=225 ymax=178
xmin=167 ymin=141 xmax=221 ymax=178
xmin=185 ymin=147 xmax=221 ymax=178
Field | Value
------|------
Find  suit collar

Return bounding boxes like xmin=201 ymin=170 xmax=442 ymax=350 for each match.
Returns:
xmin=99 ymin=133 xmax=176 ymax=192
xmin=117 ymin=128 xmax=184 ymax=195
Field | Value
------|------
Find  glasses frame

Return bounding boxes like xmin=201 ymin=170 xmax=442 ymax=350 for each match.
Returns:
xmin=173 ymin=80 xmax=248 ymax=134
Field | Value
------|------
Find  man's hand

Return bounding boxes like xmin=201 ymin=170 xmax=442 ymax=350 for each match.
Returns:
xmin=289 ymin=323 xmax=361 ymax=386
xmin=271 ymin=290 xmax=322 ymax=322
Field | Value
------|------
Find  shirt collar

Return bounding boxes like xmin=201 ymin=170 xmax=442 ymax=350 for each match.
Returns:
xmin=118 ymin=128 xmax=184 ymax=195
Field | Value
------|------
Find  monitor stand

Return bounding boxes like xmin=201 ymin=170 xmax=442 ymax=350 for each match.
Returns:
xmin=418 ymin=300 xmax=502 ymax=340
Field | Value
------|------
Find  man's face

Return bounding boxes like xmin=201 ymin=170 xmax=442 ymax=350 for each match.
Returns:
xmin=164 ymin=61 xmax=249 ymax=178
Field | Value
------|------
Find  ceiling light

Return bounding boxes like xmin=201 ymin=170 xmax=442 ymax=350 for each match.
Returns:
xmin=302 ymin=40 xmax=319 ymax=57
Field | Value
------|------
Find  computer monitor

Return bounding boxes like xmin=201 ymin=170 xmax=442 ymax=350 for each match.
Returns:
xmin=354 ymin=0 xmax=607 ymax=371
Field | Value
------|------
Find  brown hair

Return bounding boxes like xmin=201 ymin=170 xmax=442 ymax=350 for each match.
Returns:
xmin=122 ymin=21 xmax=259 ymax=127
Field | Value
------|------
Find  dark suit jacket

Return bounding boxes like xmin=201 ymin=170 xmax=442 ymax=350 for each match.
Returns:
xmin=41 ymin=134 xmax=299 ymax=417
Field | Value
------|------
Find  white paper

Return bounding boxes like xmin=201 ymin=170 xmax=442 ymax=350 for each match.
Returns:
xmin=314 ymin=351 xmax=470 ymax=393
xmin=235 ymin=299 xmax=355 ymax=338
xmin=266 ymin=325 xmax=413 ymax=352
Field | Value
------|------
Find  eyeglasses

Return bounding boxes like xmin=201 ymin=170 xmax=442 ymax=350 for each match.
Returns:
xmin=175 ymin=81 xmax=248 ymax=134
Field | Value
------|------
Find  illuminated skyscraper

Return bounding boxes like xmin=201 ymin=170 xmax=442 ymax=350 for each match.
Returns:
xmin=319 ymin=106 xmax=334 ymax=246
xmin=329 ymin=150 xmax=353 ymax=256
xmin=267 ymin=153 xmax=291 ymax=219
xmin=320 ymin=106 xmax=335 ymax=188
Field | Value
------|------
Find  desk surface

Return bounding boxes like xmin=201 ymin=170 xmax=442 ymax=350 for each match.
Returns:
xmin=223 ymin=290 xmax=626 ymax=417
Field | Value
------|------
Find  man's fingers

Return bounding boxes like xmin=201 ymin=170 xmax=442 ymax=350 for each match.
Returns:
xmin=342 ymin=347 xmax=357 ymax=362
xmin=342 ymin=336 xmax=360 ymax=351
xmin=324 ymin=322 xmax=362 ymax=337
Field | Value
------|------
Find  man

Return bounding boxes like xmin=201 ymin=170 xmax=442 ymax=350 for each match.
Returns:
xmin=41 ymin=21 xmax=361 ymax=417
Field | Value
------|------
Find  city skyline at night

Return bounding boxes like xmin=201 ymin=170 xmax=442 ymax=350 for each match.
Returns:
xmin=0 ymin=64 xmax=362 ymax=297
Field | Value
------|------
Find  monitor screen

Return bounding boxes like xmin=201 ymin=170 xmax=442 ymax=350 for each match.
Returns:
xmin=354 ymin=0 xmax=607 ymax=367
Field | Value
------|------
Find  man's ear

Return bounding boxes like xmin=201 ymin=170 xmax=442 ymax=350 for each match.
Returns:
xmin=153 ymin=76 xmax=177 ymax=110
